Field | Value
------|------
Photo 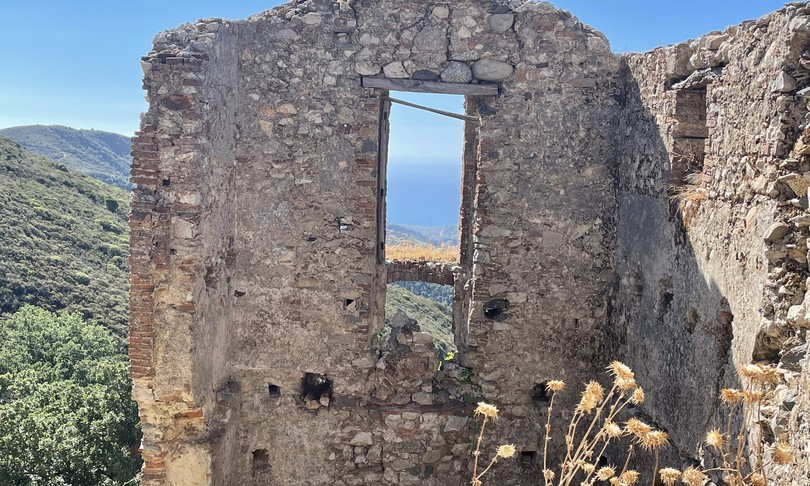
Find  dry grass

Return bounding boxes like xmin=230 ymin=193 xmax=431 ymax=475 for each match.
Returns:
xmin=386 ymin=242 xmax=457 ymax=263
xmin=669 ymin=172 xmax=708 ymax=227
xmin=471 ymin=361 xmax=793 ymax=486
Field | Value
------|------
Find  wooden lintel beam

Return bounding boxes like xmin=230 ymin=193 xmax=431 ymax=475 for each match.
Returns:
xmin=361 ymin=76 xmax=499 ymax=96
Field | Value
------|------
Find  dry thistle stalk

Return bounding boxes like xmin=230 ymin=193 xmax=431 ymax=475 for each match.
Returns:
xmin=467 ymin=360 xmax=794 ymax=486
xmin=551 ymin=361 xmax=665 ymax=486
xmin=469 ymin=402 xmax=516 ymax=485
xmin=698 ymin=362 xmax=794 ymax=485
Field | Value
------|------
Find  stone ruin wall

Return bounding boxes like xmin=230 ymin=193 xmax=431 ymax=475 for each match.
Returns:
xmin=616 ymin=4 xmax=810 ymax=482
xmin=129 ymin=1 xmax=810 ymax=485
xmin=131 ymin=23 xmax=240 ymax=484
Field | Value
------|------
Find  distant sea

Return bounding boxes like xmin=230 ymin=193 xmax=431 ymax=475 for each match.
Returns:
xmin=386 ymin=157 xmax=462 ymax=227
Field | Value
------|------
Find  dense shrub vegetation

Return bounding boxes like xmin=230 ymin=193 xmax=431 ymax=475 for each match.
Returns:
xmin=392 ymin=281 xmax=453 ymax=308
xmin=0 ymin=306 xmax=141 ymax=485
xmin=0 ymin=136 xmax=130 ymax=339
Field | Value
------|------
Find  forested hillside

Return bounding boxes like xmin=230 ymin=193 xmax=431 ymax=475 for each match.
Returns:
xmin=0 ymin=136 xmax=130 ymax=339
xmin=385 ymin=284 xmax=455 ymax=353
xmin=391 ymin=281 xmax=453 ymax=308
xmin=0 ymin=125 xmax=131 ymax=189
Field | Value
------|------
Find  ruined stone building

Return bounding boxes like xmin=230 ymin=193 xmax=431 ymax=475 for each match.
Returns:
xmin=129 ymin=1 xmax=810 ymax=484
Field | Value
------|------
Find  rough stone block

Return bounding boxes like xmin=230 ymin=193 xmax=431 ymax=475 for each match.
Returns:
xmin=487 ymin=14 xmax=514 ymax=33
xmin=349 ymin=432 xmax=374 ymax=446
xmin=441 ymin=61 xmax=473 ymax=84
xmin=472 ymin=59 xmax=514 ymax=82
xmin=764 ymin=222 xmax=791 ymax=242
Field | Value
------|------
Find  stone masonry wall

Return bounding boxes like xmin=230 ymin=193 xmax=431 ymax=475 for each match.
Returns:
xmin=133 ymin=1 xmax=621 ymax=485
xmin=616 ymin=4 xmax=810 ymax=483
xmin=131 ymin=24 xmax=239 ymax=485
xmin=132 ymin=1 xmax=810 ymax=485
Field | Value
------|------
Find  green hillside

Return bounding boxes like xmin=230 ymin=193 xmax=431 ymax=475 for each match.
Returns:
xmin=392 ymin=281 xmax=453 ymax=308
xmin=0 ymin=136 xmax=130 ymax=339
xmin=0 ymin=125 xmax=131 ymax=189
xmin=385 ymin=284 xmax=455 ymax=353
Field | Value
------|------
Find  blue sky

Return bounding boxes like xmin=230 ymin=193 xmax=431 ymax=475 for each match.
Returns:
xmin=0 ymin=1 xmax=788 ymax=226
xmin=0 ymin=0 xmax=788 ymax=138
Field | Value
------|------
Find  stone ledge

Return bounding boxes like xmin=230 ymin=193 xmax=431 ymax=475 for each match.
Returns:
xmin=385 ymin=260 xmax=458 ymax=285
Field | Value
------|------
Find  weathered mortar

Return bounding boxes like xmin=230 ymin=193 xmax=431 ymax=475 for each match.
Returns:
xmin=130 ymin=1 xmax=810 ymax=485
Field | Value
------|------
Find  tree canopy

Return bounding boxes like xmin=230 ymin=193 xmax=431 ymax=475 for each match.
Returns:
xmin=0 ymin=306 xmax=141 ymax=485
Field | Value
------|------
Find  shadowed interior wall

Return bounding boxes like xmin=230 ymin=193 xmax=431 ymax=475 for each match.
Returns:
xmin=616 ymin=5 xmax=810 ymax=480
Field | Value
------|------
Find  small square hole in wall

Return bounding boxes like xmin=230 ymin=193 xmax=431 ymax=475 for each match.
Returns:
xmin=520 ymin=450 xmax=538 ymax=466
xmin=483 ymin=299 xmax=510 ymax=320
xmin=301 ymin=372 xmax=332 ymax=408
xmin=267 ymin=384 xmax=281 ymax=398
xmin=532 ymin=382 xmax=551 ymax=406
xmin=344 ymin=299 xmax=357 ymax=311
xmin=252 ymin=448 xmax=270 ymax=472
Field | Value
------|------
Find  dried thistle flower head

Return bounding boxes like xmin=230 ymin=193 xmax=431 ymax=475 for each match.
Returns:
xmin=773 ymin=439 xmax=795 ymax=465
xmin=658 ymin=467 xmax=681 ymax=486
xmin=578 ymin=395 xmax=599 ymax=413
xmin=577 ymin=381 xmax=604 ymax=413
xmin=543 ymin=469 xmax=555 ymax=481
xmin=618 ymin=469 xmax=639 ymax=486
xmin=617 ymin=376 xmax=637 ymax=392
xmin=474 ymin=402 xmax=499 ymax=419
xmin=639 ymin=430 xmax=669 ymax=451
xmin=705 ymin=429 xmax=724 ymax=450
xmin=607 ymin=360 xmax=635 ymax=380
xmin=681 ymin=466 xmax=706 ymax=486
xmin=585 ymin=380 xmax=605 ymax=400
xmin=739 ymin=363 xmax=782 ymax=387
xmin=596 ymin=466 xmax=616 ymax=480
xmin=760 ymin=365 xmax=783 ymax=385
xmin=604 ymin=421 xmax=623 ymax=439
xmin=749 ymin=472 xmax=766 ymax=486
xmin=545 ymin=380 xmax=565 ymax=393
xmin=739 ymin=363 xmax=764 ymax=382
xmin=581 ymin=462 xmax=595 ymax=474
xmin=495 ymin=444 xmax=516 ymax=459
xmin=722 ymin=474 xmax=744 ymax=486
xmin=630 ymin=387 xmax=645 ymax=404
xmin=743 ymin=390 xmax=763 ymax=405
xmin=624 ymin=418 xmax=652 ymax=439
xmin=720 ymin=388 xmax=744 ymax=405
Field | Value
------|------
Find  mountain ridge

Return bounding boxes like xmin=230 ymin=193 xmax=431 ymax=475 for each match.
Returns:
xmin=388 ymin=223 xmax=457 ymax=246
xmin=0 ymin=125 xmax=131 ymax=189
